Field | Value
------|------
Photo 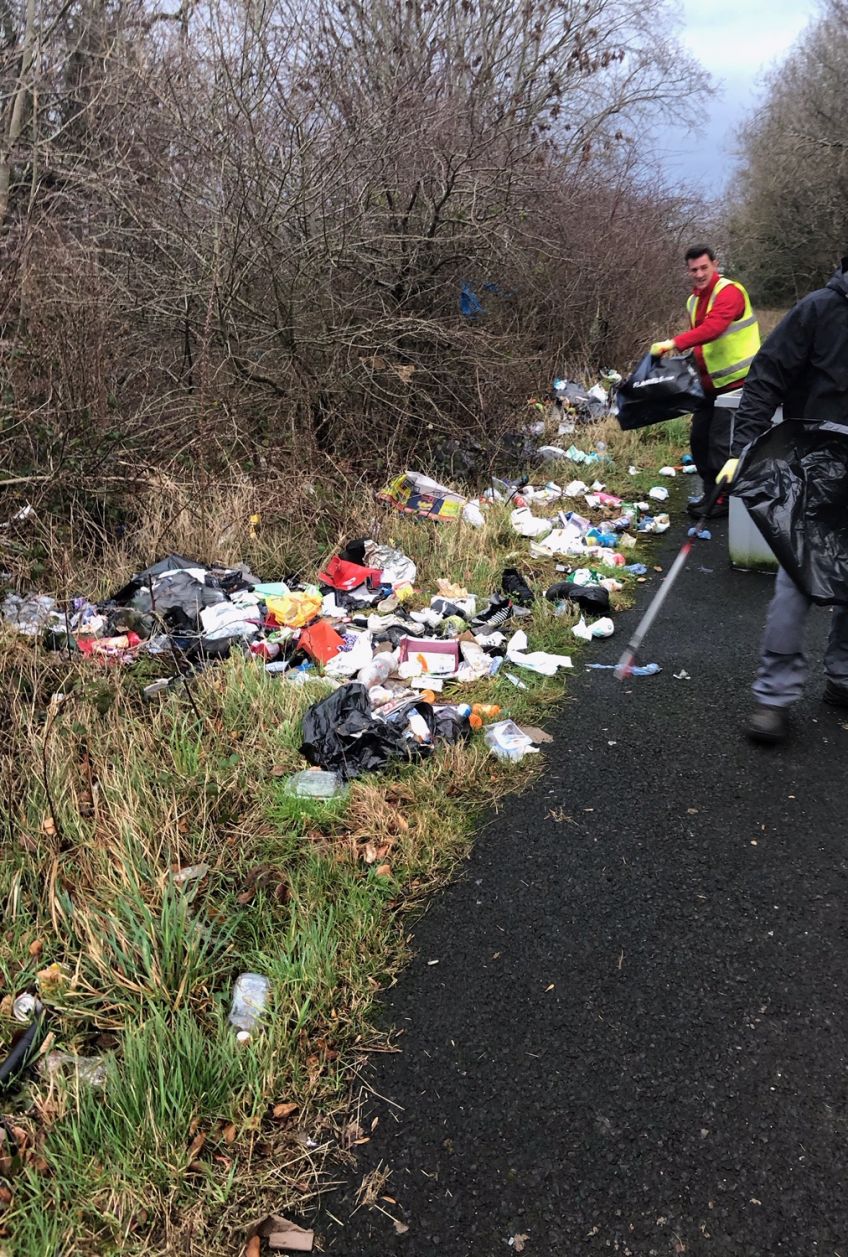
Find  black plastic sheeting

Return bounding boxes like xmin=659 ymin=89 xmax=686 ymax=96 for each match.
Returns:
xmin=733 ymin=420 xmax=848 ymax=605
xmin=616 ymin=353 xmax=705 ymax=431
xmin=300 ymin=683 xmax=471 ymax=780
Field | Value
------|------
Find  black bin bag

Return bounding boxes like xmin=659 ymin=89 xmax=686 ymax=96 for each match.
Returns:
xmin=616 ymin=353 xmax=705 ymax=431
xmin=732 ymin=420 xmax=848 ymax=605
xmin=300 ymin=684 xmax=471 ymax=781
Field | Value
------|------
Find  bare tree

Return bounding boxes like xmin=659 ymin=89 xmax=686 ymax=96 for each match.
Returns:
xmin=729 ymin=0 xmax=848 ymax=303
xmin=1 ymin=0 xmax=703 ymax=498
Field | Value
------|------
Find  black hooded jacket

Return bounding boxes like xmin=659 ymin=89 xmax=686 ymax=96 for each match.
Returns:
xmin=732 ymin=259 xmax=848 ymax=455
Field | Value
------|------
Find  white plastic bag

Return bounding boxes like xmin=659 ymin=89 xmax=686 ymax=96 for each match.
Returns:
xmin=506 ymin=629 xmax=572 ymax=676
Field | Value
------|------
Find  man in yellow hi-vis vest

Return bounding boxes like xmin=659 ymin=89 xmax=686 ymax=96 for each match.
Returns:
xmin=651 ymin=244 xmax=760 ymax=518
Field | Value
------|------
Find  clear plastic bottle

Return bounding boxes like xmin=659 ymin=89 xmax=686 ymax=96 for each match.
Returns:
xmin=284 ymin=769 xmax=343 ymax=799
xmin=356 ymin=650 xmax=397 ymax=690
xmin=228 ymin=973 xmax=271 ymax=1040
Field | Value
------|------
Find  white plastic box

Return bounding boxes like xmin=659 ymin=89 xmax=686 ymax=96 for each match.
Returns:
xmin=714 ymin=391 xmax=780 ymax=573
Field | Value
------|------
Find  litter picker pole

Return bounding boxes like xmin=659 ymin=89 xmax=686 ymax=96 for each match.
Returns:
xmin=614 ymin=479 xmax=725 ymax=680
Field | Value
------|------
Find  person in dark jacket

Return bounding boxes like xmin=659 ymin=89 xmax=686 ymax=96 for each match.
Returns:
xmin=717 ymin=257 xmax=848 ymax=744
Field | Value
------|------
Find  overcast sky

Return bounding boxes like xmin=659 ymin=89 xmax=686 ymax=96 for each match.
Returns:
xmin=666 ymin=0 xmax=821 ymax=192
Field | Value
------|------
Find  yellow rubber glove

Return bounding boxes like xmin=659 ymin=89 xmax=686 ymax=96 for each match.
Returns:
xmin=650 ymin=339 xmax=676 ymax=357
xmin=717 ymin=457 xmax=739 ymax=484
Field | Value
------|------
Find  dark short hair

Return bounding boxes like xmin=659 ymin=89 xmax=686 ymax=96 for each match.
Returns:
xmin=685 ymin=244 xmax=716 ymax=262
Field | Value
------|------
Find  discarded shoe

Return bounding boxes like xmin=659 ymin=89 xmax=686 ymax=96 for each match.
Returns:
xmin=545 ymin=581 xmax=610 ymax=615
xmin=823 ymin=679 xmax=848 ymax=709
xmin=471 ymin=594 xmax=513 ymax=631
xmin=746 ymin=704 xmax=789 ymax=744
xmin=501 ymin=567 xmax=534 ymax=607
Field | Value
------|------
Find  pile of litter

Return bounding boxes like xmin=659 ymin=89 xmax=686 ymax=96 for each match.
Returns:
xmin=2 ymin=442 xmax=685 ymax=777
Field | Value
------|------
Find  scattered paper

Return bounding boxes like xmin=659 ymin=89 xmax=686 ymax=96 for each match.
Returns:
xmin=247 ymin=1215 xmax=314 ymax=1253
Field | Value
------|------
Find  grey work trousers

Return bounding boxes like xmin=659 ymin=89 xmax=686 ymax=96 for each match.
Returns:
xmin=754 ymin=566 xmax=848 ymax=707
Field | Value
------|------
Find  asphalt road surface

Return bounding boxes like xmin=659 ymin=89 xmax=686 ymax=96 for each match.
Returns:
xmin=322 ymin=518 xmax=848 ymax=1257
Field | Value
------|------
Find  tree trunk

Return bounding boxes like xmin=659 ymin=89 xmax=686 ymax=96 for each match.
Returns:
xmin=0 ymin=0 xmax=37 ymax=226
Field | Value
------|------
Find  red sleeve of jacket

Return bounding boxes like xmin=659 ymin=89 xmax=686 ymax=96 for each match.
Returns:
xmin=672 ymin=283 xmax=746 ymax=351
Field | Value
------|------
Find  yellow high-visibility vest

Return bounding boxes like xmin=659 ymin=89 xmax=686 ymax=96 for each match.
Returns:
xmin=686 ymin=277 xmax=760 ymax=389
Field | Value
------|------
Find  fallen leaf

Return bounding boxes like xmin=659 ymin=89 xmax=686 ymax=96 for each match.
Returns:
xmin=375 ymin=863 xmax=392 ymax=878
xmin=35 ymin=962 xmax=67 ymax=997
xmin=512 ymin=1235 xmax=529 ymax=1253
xmin=272 ymin=1102 xmax=298 ymax=1121
xmin=187 ymin=1131 xmax=206 ymax=1160
xmin=393 ymin=1219 xmax=410 ymax=1235
xmin=0 ymin=1186 xmax=12 ymax=1207
xmin=222 ymin=1123 xmax=237 ymax=1144
xmin=28 ymin=938 xmax=43 ymax=959
xmin=237 ymin=887 xmax=256 ymax=906
xmin=41 ymin=816 xmax=56 ymax=837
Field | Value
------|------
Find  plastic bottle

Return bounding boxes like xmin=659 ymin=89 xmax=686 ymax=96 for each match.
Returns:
xmin=406 ymin=711 xmax=432 ymax=743
xmin=284 ymin=769 xmax=343 ymax=799
xmin=228 ymin=973 xmax=271 ymax=1040
xmin=357 ymin=651 xmax=396 ymax=690
xmin=250 ymin=639 xmax=280 ymax=661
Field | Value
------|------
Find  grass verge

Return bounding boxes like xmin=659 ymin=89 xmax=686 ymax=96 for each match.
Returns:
xmin=0 ymin=416 xmax=689 ymax=1254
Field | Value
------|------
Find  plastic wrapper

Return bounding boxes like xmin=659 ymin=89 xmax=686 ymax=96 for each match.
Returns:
xmin=616 ymin=353 xmax=705 ymax=430
xmin=377 ymin=471 xmax=466 ymax=523
xmin=266 ymin=588 xmax=323 ymax=628
xmin=732 ymin=420 xmax=848 ymax=605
